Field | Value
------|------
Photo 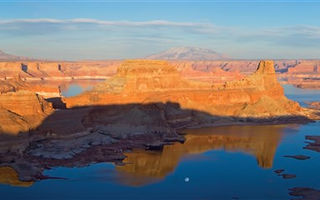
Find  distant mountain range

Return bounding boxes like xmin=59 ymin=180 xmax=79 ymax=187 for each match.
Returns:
xmin=0 ymin=50 xmax=33 ymax=61
xmin=0 ymin=47 xmax=228 ymax=61
xmin=146 ymin=47 xmax=229 ymax=60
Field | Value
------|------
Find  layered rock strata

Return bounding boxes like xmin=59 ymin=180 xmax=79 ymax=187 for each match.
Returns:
xmin=0 ymin=90 xmax=53 ymax=134
xmin=65 ymin=60 xmax=312 ymax=120
xmin=0 ymin=60 xmax=120 ymax=80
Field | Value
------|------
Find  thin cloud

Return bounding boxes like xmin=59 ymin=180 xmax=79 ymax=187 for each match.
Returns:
xmin=1 ymin=18 xmax=319 ymax=39
xmin=0 ymin=18 xmax=220 ymax=37
xmin=0 ymin=18 xmax=211 ymax=27
xmin=0 ymin=18 xmax=320 ymax=59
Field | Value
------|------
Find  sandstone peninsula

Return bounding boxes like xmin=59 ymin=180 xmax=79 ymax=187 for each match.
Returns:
xmin=0 ymin=59 xmax=318 ymax=185
xmin=65 ymin=60 xmax=312 ymax=120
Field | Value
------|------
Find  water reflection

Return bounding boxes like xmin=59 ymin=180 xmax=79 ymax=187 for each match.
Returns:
xmin=59 ymin=80 xmax=103 ymax=97
xmin=28 ymin=80 xmax=104 ymax=97
xmin=0 ymin=124 xmax=298 ymax=188
xmin=116 ymin=125 xmax=298 ymax=186
xmin=282 ymin=84 xmax=320 ymax=106
xmin=0 ymin=167 xmax=33 ymax=187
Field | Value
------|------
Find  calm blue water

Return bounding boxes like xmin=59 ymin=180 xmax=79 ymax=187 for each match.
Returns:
xmin=60 ymin=80 xmax=104 ymax=97
xmin=1 ymin=84 xmax=320 ymax=199
xmin=61 ymin=84 xmax=86 ymax=97
xmin=283 ymin=84 xmax=320 ymax=106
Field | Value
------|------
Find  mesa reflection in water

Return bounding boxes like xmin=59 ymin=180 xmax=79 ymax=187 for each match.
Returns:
xmin=115 ymin=124 xmax=298 ymax=186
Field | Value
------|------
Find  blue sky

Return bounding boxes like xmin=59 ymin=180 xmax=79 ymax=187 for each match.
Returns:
xmin=0 ymin=0 xmax=320 ymax=60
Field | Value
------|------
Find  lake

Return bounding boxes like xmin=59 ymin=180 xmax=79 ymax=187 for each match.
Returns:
xmin=0 ymin=83 xmax=319 ymax=199
xmin=60 ymin=80 xmax=103 ymax=97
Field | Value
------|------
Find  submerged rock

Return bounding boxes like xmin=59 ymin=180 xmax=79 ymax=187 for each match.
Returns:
xmin=274 ymin=169 xmax=285 ymax=175
xmin=284 ymin=155 xmax=311 ymax=160
xmin=304 ymin=136 xmax=320 ymax=153
xmin=289 ymin=187 xmax=320 ymax=200
xmin=282 ymin=174 xmax=296 ymax=179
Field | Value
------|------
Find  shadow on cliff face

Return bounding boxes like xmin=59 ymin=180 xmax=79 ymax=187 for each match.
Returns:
xmin=30 ymin=101 xmax=311 ymax=136
xmin=0 ymin=101 xmax=308 ymax=187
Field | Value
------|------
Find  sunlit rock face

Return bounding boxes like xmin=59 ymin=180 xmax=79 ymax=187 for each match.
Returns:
xmin=288 ymin=61 xmax=320 ymax=74
xmin=0 ymin=78 xmax=60 ymax=97
xmin=177 ymin=62 xmax=244 ymax=83
xmin=65 ymin=59 xmax=307 ymax=119
xmin=0 ymin=61 xmax=120 ymax=80
xmin=115 ymin=125 xmax=290 ymax=186
xmin=281 ymin=60 xmax=320 ymax=89
xmin=0 ymin=90 xmax=53 ymax=134
xmin=170 ymin=59 xmax=299 ymax=74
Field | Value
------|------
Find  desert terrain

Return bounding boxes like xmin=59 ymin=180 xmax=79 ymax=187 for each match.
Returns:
xmin=0 ymin=56 xmax=319 ymax=184
xmin=0 ymin=48 xmax=320 ymax=200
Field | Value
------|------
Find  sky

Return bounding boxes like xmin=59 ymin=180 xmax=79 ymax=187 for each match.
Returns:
xmin=0 ymin=0 xmax=320 ymax=60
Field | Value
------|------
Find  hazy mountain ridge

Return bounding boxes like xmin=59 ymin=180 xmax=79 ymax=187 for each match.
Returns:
xmin=146 ymin=47 xmax=229 ymax=60
xmin=0 ymin=50 xmax=33 ymax=61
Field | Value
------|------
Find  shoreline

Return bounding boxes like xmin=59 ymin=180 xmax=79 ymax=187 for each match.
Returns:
xmin=0 ymin=114 xmax=316 ymax=183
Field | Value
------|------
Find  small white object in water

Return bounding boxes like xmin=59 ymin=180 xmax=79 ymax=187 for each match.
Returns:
xmin=184 ymin=177 xmax=190 ymax=182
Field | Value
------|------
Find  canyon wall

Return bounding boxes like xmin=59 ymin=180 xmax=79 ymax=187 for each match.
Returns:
xmin=0 ymin=60 xmax=121 ymax=80
xmin=0 ymin=59 xmax=316 ymax=135
xmin=0 ymin=59 xmax=318 ymax=81
xmin=2 ymin=59 xmax=320 ymax=90
xmin=64 ymin=60 xmax=308 ymax=120
xmin=0 ymin=79 xmax=54 ymax=134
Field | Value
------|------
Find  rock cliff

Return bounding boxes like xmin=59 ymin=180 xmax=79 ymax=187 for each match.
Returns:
xmin=0 ymin=79 xmax=54 ymax=134
xmin=65 ymin=60 xmax=308 ymax=120
xmin=0 ymin=60 xmax=120 ymax=80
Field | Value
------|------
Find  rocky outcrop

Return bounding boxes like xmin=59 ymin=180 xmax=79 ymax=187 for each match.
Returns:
xmin=289 ymin=187 xmax=320 ymax=200
xmin=0 ymin=90 xmax=53 ymax=134
xmin=288 ymin=61 xmax=319 ymax=74
xmin=0 ymin=78 xmax=30 ymax=94
xmin=170 ymin=59 xmax=299 ymax=74
xmin=0 ymin=78 xmax=60 ymax=97
xmin=304 ymin=135 xmax=320 ymax=153
xmin=179 ymin=62 xmax=244 ymax=83
xmin=1 ymin=59 xmax=320 ymax=90
xmin=0 ymin=60 xmax=121 ymax=80
xmin=281 ymin=60 xmax=320 ymax=89
xmin=307 ymin=101 xmax=320 ymax=109
xmin=65 ymin=60 xmax=310 ymax=120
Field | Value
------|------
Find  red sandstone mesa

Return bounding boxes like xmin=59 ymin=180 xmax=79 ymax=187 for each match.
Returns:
xmin=64 ymin=59 xmax=312 ymax=119
xmin=0 ymin=59 xmax=317 ymax=136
